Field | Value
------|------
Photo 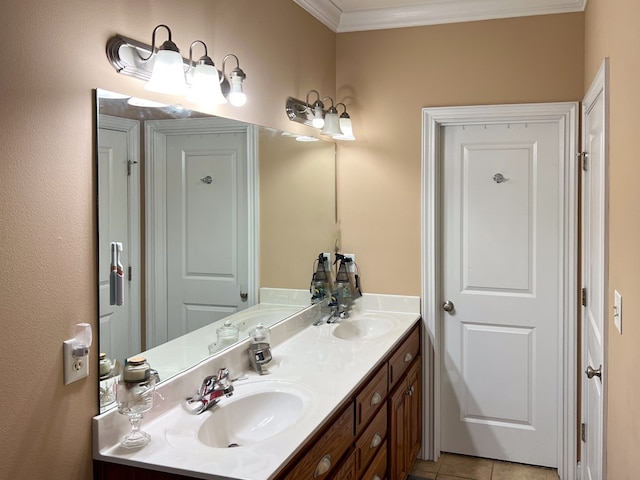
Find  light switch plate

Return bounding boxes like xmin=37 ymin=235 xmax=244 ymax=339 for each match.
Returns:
xmin=614 ymin=289 xmax=622 ymax=334
xmin=63 ymin=340 xmax=89 ymax=385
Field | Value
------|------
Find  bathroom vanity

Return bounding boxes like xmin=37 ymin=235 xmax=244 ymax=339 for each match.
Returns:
xmin=93 ymin=295 xmax=422 ymax=480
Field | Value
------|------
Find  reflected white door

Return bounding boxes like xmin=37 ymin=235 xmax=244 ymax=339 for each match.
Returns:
xmin=440 ymin=121 xmax=562 ymax=467
xmin=164 ymin=130 xmax=249 ymax=341
xmin=98 ymin=116 xmax=141 ymax=364
xmin=581 ymin=59 xmax=608 ymax=480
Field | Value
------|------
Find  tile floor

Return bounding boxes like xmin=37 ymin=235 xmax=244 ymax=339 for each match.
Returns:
xmin=410 ymin=453 xmax=560 ymax=480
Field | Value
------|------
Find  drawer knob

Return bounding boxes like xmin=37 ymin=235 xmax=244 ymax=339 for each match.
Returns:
xmin=314 ymin=455 xmax=331 ymax=478
xmin=370 ymin=391 xmax=382 ymax=406
xmin=404 ymin=352 xmax=413 ymax=363
xmin=373 ymin=476 xmax=381 ymax=480
xmin=370 ymin=433 xmax=382 ymax=449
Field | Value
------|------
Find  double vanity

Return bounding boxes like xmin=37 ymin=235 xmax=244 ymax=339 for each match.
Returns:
xmin=93 ymin=293 xmax=422 ymax=480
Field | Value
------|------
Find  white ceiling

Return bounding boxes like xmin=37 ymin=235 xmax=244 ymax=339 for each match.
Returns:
xmin=294 ymin=0 xmax=587 ymax=32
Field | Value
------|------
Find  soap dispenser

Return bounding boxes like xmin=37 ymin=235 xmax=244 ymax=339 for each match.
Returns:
xmin=248 ymin=323 xmax=272 ymax=375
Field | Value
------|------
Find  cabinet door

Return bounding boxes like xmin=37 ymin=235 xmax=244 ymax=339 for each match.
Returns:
xmin=406 ymin=358 xmax=422 ymax=465
xmin=388 ymin=379 xmax=408 ymax=480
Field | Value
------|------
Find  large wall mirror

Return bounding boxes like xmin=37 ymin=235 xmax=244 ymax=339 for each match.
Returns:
xmin=97 ymin=89 xmax=336 ymax=410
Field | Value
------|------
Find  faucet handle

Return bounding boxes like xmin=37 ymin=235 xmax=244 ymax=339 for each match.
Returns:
xmin=217 ymin=367 xmax=230 ymax=381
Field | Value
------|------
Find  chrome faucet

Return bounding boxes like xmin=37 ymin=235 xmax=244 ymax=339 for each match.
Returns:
xmin=186 ymin=367 xmax=234 ymax=414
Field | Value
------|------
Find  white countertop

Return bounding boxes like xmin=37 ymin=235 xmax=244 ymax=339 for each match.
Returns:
xmin=93 ymin=294 xmax=421 ymax=480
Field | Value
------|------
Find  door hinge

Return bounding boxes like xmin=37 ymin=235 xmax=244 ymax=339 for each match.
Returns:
xmin=581 ymin=287 xmax=587 ymax=307
xmin=128 ymin=266 xmax=132 ymax=282
xmin=578 ymin=152 xmax=589 ymax=171
xmin=127 ymin=160 xmax=138 ymax=176
xmin=581 ymin=423 xmax=587 ymax=442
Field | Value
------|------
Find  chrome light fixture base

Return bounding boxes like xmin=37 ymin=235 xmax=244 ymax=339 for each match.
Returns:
xmin=106 ymin=33 xmax=237 ymax=99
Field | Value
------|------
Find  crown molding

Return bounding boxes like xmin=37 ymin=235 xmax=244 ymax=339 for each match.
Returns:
xmin=295 ymin=0 xmax=588 ymax=33
xmin=293 ymin=0 xmax=342 ymax=32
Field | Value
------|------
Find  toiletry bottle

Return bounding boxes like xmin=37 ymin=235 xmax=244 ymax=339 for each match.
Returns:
xmin=310 ymin=253 xmax=329 ymax=303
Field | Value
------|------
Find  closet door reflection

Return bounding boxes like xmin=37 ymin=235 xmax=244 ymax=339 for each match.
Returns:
xmin=98 ymin=115 xmax=141 ymax=364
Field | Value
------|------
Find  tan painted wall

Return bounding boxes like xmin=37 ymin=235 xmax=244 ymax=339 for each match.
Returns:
xmin=584 ymin=1 xmax=640 ymax=478
xmin=336 ymin=13 xmax=585 ymax=295
xmin=260 ymin=135 xmax=337 ymax=289
xmin=0 ymin=1 xmax=334 ymax=478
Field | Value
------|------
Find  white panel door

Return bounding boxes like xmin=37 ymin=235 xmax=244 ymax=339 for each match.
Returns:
xmin=440 ymin=121 xmax=561 ymax=467
xmin=581 ymin=60 xmax=608 ymax=480
xmin=98 ymin=118 xmax=141 ymax=364
xmin=165 ymin=131 xmax=249 ymax=341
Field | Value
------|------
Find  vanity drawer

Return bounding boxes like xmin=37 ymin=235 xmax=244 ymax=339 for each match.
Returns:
xmin=283 ymin=405 xmax=355 ymax=480
xmin=388 ymin=325 xmax=419 ymax=391
xmin=355 ymin=406 xmax=387 ymax=477
xmin=331 ymin=450 xmax=356 ymax=480
xmin=361 ymin=442 xmax=387 ymax=480
xmin=355 ymin=365 xmax=388 ymax=434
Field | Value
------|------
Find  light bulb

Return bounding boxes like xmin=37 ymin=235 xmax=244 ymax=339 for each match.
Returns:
xmin=228 ymin=71 xmax=247 ymax=106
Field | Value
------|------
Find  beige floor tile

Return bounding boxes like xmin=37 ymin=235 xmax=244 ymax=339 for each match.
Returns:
xmin=436 ymin=475 xmax=475 ymax=480
xmin=410 ymin=471 xmax=438 ymax=480
xmin=411 ymin=458 xmax=441 ymax=474
xmin=492 ymin=461 xmax=553 ymax=480
xmin=438 ymin=453 xmax=493 ymax=480
xmin=545 ymin=469 xmax=561 ymax=480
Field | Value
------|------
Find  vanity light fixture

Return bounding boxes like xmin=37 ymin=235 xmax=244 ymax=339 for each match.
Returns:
xmin=332 ymin=103 xmax=356 ymax=141
xmin=223 ymin=54 xmax=247 ymax=107
xmin=105 ymin=25 xmax=247 ymax=106
xmin=320 ymin=97 xmax=343 ymax=137
xmin=285 ymin=90 xmax=354 ymax=140
xmin=186 ymin=40 xmax=226 ymax=105
xmin=142 ymin=25 xmax=187 ymax=95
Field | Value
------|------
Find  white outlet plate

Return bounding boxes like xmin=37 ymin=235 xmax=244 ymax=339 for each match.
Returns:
xmin=614 ymin=289 xmax=622 ymax=334
xmin=63 ymin=340 xmax=89 ymax=385
xmin=344 ymin=253 xmax=356 ymax=272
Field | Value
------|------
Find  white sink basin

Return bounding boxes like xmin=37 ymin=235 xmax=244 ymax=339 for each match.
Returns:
xmin=332 ymin=314 xmax=397 ymax=341
xmin=197 ymin=380 xmax=314 ymax=448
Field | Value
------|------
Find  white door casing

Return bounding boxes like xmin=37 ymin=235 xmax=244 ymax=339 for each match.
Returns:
xmin=581 ymin=58 xmax=609 ymax=480
xmin=145 ymin=118 xmax=259 ymax=348
xmin=421 ymin=103 xmax=578 ymax=479
xmin=98 ymin=115 xmax=141 ymax=364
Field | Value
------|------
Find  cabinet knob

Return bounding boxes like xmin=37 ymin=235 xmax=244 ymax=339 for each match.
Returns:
xmin=314 ymin=455 xmax=331 ymax=478
xmin=370 ymin=433 xmax=382 ymax=449
xmin=373 ymin=476 xmax=381 ymax=480
xmin=370 ymin=391 xmax=382 ymax=406
xmin=404 ymin=352 xmax=413 ymax=363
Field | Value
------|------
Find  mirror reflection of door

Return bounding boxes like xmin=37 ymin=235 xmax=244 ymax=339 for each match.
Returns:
xmin=98 ymin=115 xmax=141 ymax=364
xmin=146 ymin=118 xmax=255 ymax=347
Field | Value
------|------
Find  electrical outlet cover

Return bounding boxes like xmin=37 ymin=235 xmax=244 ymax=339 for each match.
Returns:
xmin=63 ymin=339 xmax=89 ymax=385
xmin=344 ymin=253 xmax=356 ymax=272
xmin=614 ymin=290 xmax=622 ymax=334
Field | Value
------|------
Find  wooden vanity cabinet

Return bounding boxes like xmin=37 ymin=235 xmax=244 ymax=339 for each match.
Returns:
xmin=388 ymin=357 xmax=422 ymax=480
xmin=281 ymin=404 xmax=355 ymax=480
xmin=95 ymin=322 xmax=422 ymax=480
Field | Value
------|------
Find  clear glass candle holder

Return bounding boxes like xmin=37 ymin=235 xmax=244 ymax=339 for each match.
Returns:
xmin=116 ymin=377 xmax=155 ymax=449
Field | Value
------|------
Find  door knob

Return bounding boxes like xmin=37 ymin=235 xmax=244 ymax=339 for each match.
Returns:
xmin=585 ymin=365 xmax=602 ymax=380
xmin=442 ymin=300 xmax=455 ymax=313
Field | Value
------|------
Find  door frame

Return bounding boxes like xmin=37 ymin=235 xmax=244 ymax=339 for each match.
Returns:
xmin=580 ymin=58 xmax=609 ymax=480
xmin=145 ymin=117 xmax=259 ymax=349
xmin=421 ymin=102 xmax=578 ymax=479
